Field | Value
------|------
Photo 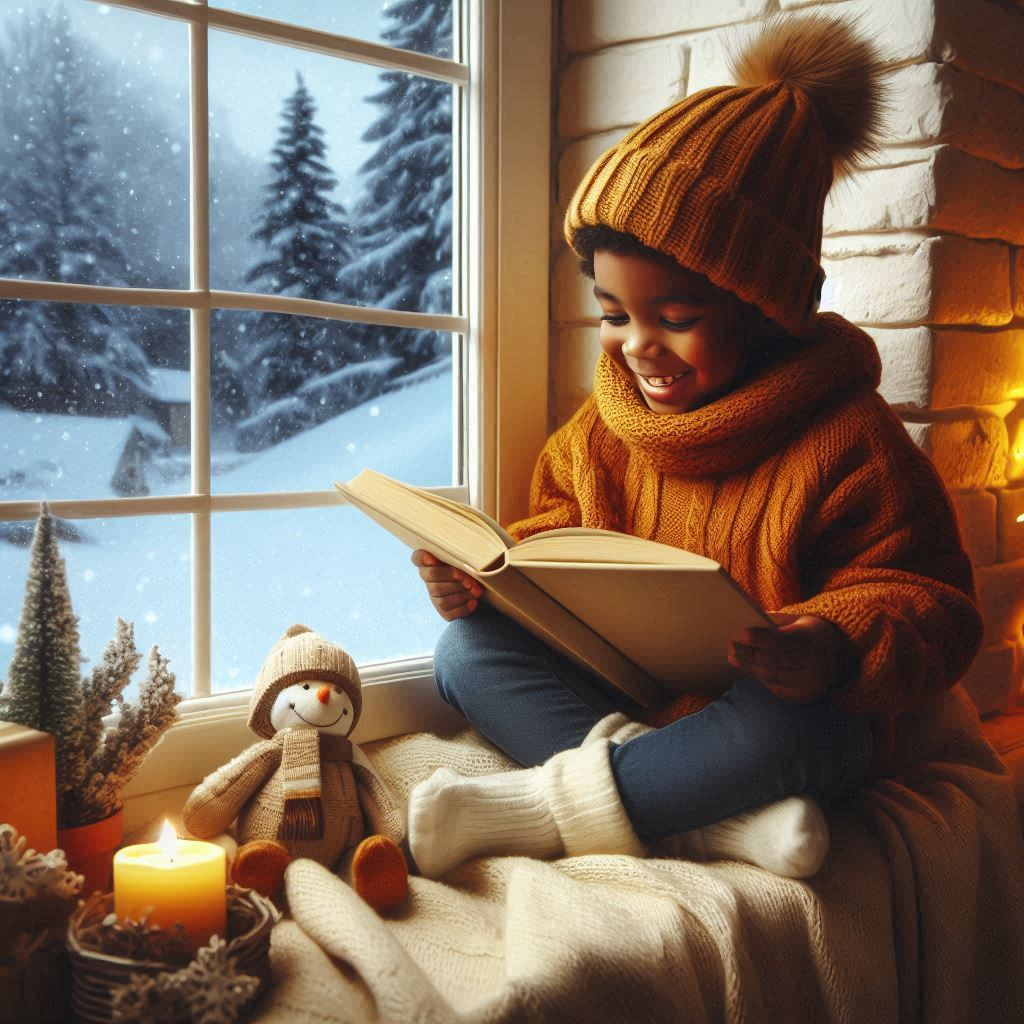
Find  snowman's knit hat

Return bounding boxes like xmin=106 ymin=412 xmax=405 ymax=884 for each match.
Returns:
xmin=248 ymin=624 xmax=362 ymax=739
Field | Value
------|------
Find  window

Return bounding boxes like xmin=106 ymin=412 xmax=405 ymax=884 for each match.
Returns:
xmin=0 ymin=0 xmax=551 ymax=711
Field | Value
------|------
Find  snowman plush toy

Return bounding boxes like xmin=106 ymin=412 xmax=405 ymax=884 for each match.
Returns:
xmin=183 ymin=624 xmax=408 ymax=910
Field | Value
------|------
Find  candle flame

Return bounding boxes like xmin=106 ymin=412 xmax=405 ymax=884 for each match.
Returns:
xmin=159 ymin=819 xmax=177 ymax=863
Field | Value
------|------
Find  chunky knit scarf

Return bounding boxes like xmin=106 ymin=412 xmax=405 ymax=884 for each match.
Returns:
xmin=593 ymin=313 xmax=881 ymax=476
xmin=276 ymin=729 xmax=353 ymax=841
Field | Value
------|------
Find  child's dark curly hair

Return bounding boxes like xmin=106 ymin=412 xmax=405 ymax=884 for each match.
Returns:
xmin=571 ymin=225 xmax=681 ymax=279
xmin=571 ymin=223 xmax=791 ymax=344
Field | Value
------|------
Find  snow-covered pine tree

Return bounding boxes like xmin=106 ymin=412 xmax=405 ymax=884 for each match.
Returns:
xmin=0 ymin=6 xmax=150 ymax=416
xmin=0 ymin=504 xmax=87 ymax=804
xmin=245 ymin=73 xmax=356 ymax=402
xmin=341 ymin=0 xmax=453 ymax=371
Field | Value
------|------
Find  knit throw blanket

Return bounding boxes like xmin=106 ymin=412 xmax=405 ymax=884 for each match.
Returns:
xmin=253 ymin=685 xmax=1024 ymax=1024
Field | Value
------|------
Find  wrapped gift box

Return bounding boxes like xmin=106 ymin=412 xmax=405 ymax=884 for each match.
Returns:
xmin=0 ymin=720 xmax=57 ymax=852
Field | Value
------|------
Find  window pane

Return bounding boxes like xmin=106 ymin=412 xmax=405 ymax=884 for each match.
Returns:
xmin=211 ymin=313 xmax=455 ymax=492
xmin=0 ymin=514 xmax=190 ymax=699
xmin=212 ymin=506 xmax=445 ymax=690
xmin=209 ymin=33 xmax=454 ymax=313
xmin=0 ymin=303 xmax=191 ymax=502
xmin=0 ymin=2 xmax=189 ymax=289
xmin=212 ymin=0 xmax=454 ymax=60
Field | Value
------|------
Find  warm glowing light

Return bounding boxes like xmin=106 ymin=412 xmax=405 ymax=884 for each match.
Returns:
xmin=114 ymin=825 xmax=227 ymax=951
xmin=1012 ymin=421 xmax=1024 ymax=469
xmin=159 ymin=819 xmax=177 ymax=862
xmin=1017 ymin=513 xmax=1024 ymax=524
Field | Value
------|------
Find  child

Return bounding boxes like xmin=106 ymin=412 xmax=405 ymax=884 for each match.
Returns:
xmin=406 ymin=14 xmax=982 ymax=880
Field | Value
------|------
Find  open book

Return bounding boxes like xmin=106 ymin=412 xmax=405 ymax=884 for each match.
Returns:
xmin=335 ymin=469 xmax=774 ymax=709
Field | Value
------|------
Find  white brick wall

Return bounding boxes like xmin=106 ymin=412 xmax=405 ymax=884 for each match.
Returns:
xmin=820 ymin=235 xmax=1013 ymax=326
xmin=824 ymin=147 xmax=1024 ymax=243
xmin=552 ymin=0 xmax=1024 ymax=716
xmin=868 ymin=327 xmax=1024 ymax=410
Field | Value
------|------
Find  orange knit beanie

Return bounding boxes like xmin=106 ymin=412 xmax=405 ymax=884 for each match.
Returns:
xmin=564 ymin=13 xmax=886 ymax=336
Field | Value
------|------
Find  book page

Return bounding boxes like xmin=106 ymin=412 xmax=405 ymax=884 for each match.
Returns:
xmin=336 ymin=470 xmax=511 ymax=572
xmin=511 ymin=529 xmax=716 ymax=567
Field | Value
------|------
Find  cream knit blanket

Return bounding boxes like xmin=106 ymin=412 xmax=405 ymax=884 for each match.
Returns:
xmin=253 ymin=685 xmax=1024 ymax=1023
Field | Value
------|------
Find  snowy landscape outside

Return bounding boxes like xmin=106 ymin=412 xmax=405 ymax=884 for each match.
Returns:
xmin=0 ymin=0 xmax=456 ymax=695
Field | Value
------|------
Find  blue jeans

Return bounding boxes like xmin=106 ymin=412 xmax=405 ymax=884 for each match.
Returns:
xmin=433 ymin=605 xmax=874 ymax=842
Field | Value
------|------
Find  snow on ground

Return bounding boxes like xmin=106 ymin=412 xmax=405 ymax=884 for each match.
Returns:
xmin=0 ymin=372 xmax=453 ymax=696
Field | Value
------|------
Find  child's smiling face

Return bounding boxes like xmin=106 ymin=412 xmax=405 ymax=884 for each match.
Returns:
xmin=593 ymin=249 xmax=752 ymax=415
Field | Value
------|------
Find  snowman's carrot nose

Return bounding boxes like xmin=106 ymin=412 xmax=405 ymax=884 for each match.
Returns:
xmin=317 ymin=685 xmax=331 ymax=704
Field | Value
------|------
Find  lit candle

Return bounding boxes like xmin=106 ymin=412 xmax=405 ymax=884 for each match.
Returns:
xmin=113 ymin=821 xmax=227 ymax=952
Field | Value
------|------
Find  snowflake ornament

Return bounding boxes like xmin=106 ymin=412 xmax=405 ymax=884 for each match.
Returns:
xmin=110 ymin=935 xmax=258 ymax=1024
xmin=0 ymin=823 xmax=83 ymax=901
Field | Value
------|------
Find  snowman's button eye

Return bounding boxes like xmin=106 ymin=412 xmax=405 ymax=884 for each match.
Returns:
xmin=343 ymin=709 xmax=349 ymax=715
xmin=334 ymin=685 xmax=342 ymax=695
xmin=302 ymin=683 xmax=310 ymax=690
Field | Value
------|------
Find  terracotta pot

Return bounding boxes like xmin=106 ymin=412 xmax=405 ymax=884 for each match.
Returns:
xmin=58 ymin=807 xmax=124 ymax=896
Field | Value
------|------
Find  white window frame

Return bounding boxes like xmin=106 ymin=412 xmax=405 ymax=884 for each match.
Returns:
xmin=0 ymin=0 xmax=550 ymax=806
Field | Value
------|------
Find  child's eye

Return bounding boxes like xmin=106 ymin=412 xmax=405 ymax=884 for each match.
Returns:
xmin=600 ymin=313 xmax=628 ymax=326
xmin=662 ymin=317 xmax=700 ymax=331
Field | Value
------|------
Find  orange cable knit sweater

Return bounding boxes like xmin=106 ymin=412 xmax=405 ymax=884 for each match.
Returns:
xmin=506 ymin=313 xmax=983 ymax=774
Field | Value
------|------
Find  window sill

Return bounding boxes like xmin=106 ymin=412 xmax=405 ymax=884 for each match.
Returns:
xmin=121 ymin=655 xmax=464 ymax=834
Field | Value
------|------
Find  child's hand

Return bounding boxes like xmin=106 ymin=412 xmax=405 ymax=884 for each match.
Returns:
xmin=726 ymin=613 xmax=848 ymax=703
xmin=411 ymin=549 xmax=484 ymax=622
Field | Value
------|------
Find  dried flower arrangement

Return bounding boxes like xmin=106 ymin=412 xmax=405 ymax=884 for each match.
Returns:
xmin=0 ymin=504 xmax=181 ymax=829
xmin=73 ymin=893 xmax=193 ymax=965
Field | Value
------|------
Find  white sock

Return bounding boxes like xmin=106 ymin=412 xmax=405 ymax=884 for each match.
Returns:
xmin=582 ymin=712 xmax=653 ymax=747
xmin=673 ymin=796 xmax=829 ymax=879
xmin=407 ymin=766 xmax=561 ymax=878
xmin=407 ymin=740 xmax=647 ymax=878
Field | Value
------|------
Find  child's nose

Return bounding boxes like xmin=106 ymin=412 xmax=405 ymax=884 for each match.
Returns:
xmin=622 ymin=331 xmax=663 ymax=359
xmin=317 ymin=685 xmax=331 ymax=704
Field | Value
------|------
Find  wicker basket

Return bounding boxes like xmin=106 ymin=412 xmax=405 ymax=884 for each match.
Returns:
xmin=66 ymin=885 xmax=279 ymax=1023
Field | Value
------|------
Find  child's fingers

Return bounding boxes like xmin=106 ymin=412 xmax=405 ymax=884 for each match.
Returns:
xmin=438 ymin=595 xmax=479 ymax=620
xmin=734 ymin=626 xmax=802 ymax=651
xmin=728 ymin=652 xmax=822 ymax=702
xmin=727 ymin=641 xmax=804 ymax=671
xmin=435 ymin=590 xmax=477 ymax=612
xmin=418 ymin=562 xmax=476 ymax=586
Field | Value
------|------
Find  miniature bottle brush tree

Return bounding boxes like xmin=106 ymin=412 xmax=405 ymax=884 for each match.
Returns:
xmin=0 ymin=504 xmax=181 ymax=829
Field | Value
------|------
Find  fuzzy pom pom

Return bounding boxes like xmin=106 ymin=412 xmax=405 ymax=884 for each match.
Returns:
xmin=729 ymin=13 xmax=887 ymax=178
